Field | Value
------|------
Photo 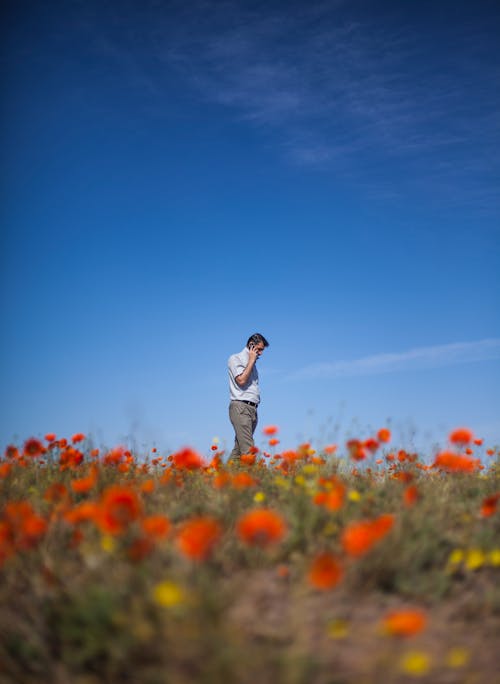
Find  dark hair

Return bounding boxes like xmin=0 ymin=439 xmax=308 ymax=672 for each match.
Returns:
xmin=246 ymin=333 xmax=269 ymax=348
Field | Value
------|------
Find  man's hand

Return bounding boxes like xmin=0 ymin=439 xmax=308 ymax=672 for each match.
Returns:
xmin=248 ymin=343 xmax=259 ymax=364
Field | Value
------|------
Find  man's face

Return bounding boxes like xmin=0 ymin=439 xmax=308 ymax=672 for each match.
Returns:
xmin=251 ymin=342 xmax=265 ymax=357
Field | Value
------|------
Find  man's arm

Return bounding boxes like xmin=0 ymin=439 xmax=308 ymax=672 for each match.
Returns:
xmin=235 ymin=347 xmax=258 ymax=387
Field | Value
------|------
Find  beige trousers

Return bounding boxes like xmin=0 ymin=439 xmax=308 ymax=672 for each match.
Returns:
xmin=229 ymin=401 xmax=258 ymax=460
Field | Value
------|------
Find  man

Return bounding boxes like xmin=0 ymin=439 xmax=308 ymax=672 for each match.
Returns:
xmin=228 ymin=333 xmax=269 ymax=461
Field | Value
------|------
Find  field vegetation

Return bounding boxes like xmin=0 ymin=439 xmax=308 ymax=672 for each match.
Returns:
xmin=1 ymin=427 xmax=499 ymax=684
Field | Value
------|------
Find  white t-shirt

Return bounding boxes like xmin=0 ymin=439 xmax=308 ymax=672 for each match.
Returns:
xmin=228 ymin=347 xmax=260 ymax=404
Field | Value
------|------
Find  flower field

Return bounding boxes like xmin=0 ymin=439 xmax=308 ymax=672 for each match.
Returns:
xmin=1 ymin=428 xmax=499 ymax=684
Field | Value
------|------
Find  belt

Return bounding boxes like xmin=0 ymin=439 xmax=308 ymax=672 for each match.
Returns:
xmin=238 ymin=400 xmax=258 ymax=408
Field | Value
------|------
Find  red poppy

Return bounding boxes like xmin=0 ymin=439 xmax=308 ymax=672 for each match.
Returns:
xmin=231 ymin=472 xmax=257 ymax=488
xmin=480 ymin=493 xmax=500 ymax=518
xmin=308 ymin=552 xmax=344 ymax=590
xmin=341 ymin=514 xmax=394 ymax=557
xmin=263 ymin=426 xmax=279 ymax=436
xmin=382 ymin=609 xmax=427 ymax=637
xmin=70 ymin=465 xmax=98 ymax=494
xmin=23 ymin=438 xmax=45 ymax=458
xmin=172 ymin=448 xmax=205 ymax=470
xmin=433 ymin=451 xmax=479 ymax=473
xmin=240 ymin=453 xmax=257 ymax=466
xmin=97 ymin=485 xmax=142 ymax=534
xmin=449 ymin=428 xmax=474 ymax=445
xmin=236 ymin=508 xmax=287 ymax=548
xmin=71 ymin=433 xmax=86 ymax=444
xmin=141 ymin=514 xmax=171 ymax=539
xmin=176 ymin=516 xmax=222 ymax=561
xmin=377 ymin=428 xmax=391 ymax=443
xmin=403 ymin=485 xmax=419 ymax=507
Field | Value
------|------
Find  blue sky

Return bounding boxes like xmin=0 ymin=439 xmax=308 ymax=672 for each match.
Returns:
xmin=1 ymin=0 xmax=499 ymax=457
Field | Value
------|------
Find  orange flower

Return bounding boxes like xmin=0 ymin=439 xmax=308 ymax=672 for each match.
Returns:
xmin=392 ymin=471 xmax=413 ymax=484
xmin=102 ymin=446 xmax=127 ymax=465
xmin=4 ymin=445 xmax=19 ymax=460
xmin=64 ymin=501 xmax=100 ymax=526
xmin=172 ymin=448 xmax=205 ymax=470
xmin=314 ymin=477 xmax=345 ymax=511
xmin=236 ymin=508 xmax=287 ymax=548
xmin=341 ymin=514 xmax=394 ymax=557
xmin=268 ymin=438 xmax=280 ymax=447
xmin=473 ymin=438 xmax=483 ymax=446
xmin=71 ymin=433 xmax=86 ymax=444
xmin=480 ymin=493 xmax=500 ymax=518
xmin=403 ymin=485 xmax=419 ymax=507
xmin=231 ymin=472 xmax=257 ymax=488
xmin=382 ymin=609 xmax=427 ymax=637
xmin=308 ymin=552 xmax=344 ymax=590
xmin=70 ymin=465 xmax=98 ymax=494
xmin=449 ymin=427 xmax=474 ymax=445
xmin=213 ymin=472 xmax=231 ymax=489
xmin=140 ymin=479 xmax=155 ymax=494
xmin=364 ymin=438 xmax=379 ymax=453
xmin=263 ymin=426 xmax=278 ymax=436
xmin=377 ymin=428 xmax=391 ymax=443
xmin=346 ymin=440 xmax=366 ymax=461
xmin=97 ymin=485 xmax=142 ymax=534
xmin=59 ymin=447 xmax=84 ymax=468
xmin=175 ymin=516 xmax=222 ymax=561
xmin=23 ymin=438 xmax=45 ymax=458
xmin=2 ymin=501 xmax=47 ymax=550
xmin=240 ymin=453 xmax=257 ymax=466
xmin=141 ymin=514 xmax=171 ymax=539
xmin=323 ymin=444 xmax=337 ymax=455
xmin=0 ymin=463 xmax=11 ymax=478
xmin=44 ymin=433 xmax=56 ymax=442
xmin=433 ymin=451 xmax=478 ymax=473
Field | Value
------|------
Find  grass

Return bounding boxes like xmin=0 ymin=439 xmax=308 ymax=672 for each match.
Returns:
xmin=0 ymin=430 xmax=499 ymax=683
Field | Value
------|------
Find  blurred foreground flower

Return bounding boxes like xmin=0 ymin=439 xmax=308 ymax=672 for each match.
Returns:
xmin=176 ymin=516 xmax=222 ymax=562
xmin=308 ymin=552 xmax=343 ymax=590
xmin=341 ymin=514 xmax=394 ymax=557
xmin=382 ymin=609 xmax=427 ymax=637
xmin=263 ymin=425 xmax=278 ymax=436
xmin=400 ymin=651 xmax=431 ymax=676
xmin=153 ymin=580 xmax=186 ymax=607
xmin=449 ymin=427 xmax=474 ymax=445
xmin=237 ymin=509 xmax=287 ymax=548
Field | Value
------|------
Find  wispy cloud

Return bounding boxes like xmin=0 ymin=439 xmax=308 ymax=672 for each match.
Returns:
xmin=153 ymin=1 xmax=500 ymax=211
xmin=80 ymin=0 xmax=500 ymax=211
xmin=287 ymin=339 xmax=500 ymax=381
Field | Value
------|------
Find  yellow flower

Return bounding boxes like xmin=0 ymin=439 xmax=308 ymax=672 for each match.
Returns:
xmin=100 ymin=535 xmax=116 ymax=553
xmin=465 ymin=548 xmax=486 ymax=571
xmin=488 ymin=549 xmax=500 ymax=567
xmin=253 ymin=491 xmax=266 ymax=503
xmin=327 ymin=619 xmax=349 ymax=639
xmin=152 ymin=581 xmax=186 ymax=607
xmin=294 ymin=475 xmax=306 ymax=487
xmin=274 ymin=476 xmax=291 ymax=490
xmin=445 ymin=647 xmax=470 ymax=668
xmin=400 ymin=651 xmax=431 ymax=676
xmin=302 ymin=464 xmax=318 ymax=474
xmin=348 ymin=489 xmax=361 ymax=502
xmin=447 ymin=549 xmax=464 ymax=566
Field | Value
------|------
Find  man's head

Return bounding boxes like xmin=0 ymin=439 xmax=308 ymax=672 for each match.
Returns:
xmin=246 ymin=333 xmax=269 ymax=357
